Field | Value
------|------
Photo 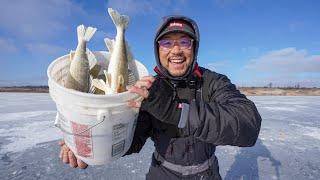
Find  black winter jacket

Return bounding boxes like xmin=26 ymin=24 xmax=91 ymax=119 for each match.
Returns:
xmin=125 ymin=67 xmax=262 ymax=177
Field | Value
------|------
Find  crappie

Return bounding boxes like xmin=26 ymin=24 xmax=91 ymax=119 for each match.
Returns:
xmin=65 ymin=25 xmax=97 ymax=92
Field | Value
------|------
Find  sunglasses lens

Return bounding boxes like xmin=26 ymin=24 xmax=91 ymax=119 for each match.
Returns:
xmin=159 ymin=39 xmax=173 ymax=48
xmin=158 ymin=38 xmax=193 ymax=50
xmin=179 ymin=39 xmax=192 ymax=48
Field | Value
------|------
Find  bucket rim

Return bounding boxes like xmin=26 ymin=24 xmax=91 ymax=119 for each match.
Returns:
xmin=47 ymin=51 xmax=143 ymax=99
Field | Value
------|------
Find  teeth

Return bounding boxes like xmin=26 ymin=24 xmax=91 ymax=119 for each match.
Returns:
xmin=170 ymin=60 xmax=183 ymax=63
xmin=170 ymin=57 xmax=184 ymax=63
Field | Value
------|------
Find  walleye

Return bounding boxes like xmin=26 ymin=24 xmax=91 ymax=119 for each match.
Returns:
xmin=65 ymin=25 xmax=97 ymax=92
xmin=104 ymin=38 xmax=138 ymax=87
xmin=105 ymin=8 xmax=129 ymax=94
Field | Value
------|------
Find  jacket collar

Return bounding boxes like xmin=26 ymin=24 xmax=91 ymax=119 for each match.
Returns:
xmin=154 ymin=63 xmax=202 ymax=79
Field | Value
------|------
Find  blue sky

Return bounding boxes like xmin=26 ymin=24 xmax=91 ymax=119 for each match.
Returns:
xmin=0 ymin=0 xmax=319 ymax=87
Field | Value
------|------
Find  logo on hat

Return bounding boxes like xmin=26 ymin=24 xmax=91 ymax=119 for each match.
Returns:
xmin=169 ymin=22 xmax=183 ymax=28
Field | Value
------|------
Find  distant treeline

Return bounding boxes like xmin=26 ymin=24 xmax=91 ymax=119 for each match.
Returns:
xmin=0 ymin=85 xmax=319 ymax=95
xmin=0 ymin=85 xmax=49 ymax=88
xmin=0 ymin=86 xmax=49 ymax=93
xmin=239 ymin=82 xmax=319 ymax=89
xmin=237 ymin=86 xmax=320 ymax=89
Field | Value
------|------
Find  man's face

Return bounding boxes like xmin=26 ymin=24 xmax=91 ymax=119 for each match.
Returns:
xmin=158 ymin=33 xmax=194 ymax=77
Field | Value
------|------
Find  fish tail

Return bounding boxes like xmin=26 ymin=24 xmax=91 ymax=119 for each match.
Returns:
xmin=77 ymin=24 xmax=97 ymax=42
xmin=108 ymin=8 xmax=129 ymax=30
xmin=104 ymin=37 xmax=115 ymax=53
xmin=84 ymin=26 xmax=97 ymax=41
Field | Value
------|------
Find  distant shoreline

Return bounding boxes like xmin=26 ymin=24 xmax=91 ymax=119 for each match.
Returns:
xmin=0 ymin=86 xmax=49 ymax=93
xmin=238 ymin=87 xmax=320 ymax=96
xmin=1 ymin=86 xmax=320 ymax=96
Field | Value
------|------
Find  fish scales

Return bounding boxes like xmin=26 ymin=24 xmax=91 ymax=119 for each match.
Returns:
xmin=107 ymin=8 xmax=129 ymax=94
xmin=65 ymin=25 xmax=97 ymax=92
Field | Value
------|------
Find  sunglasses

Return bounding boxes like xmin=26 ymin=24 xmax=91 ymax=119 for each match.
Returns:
xmin=158 ymin=38 xmax=193 ymax=50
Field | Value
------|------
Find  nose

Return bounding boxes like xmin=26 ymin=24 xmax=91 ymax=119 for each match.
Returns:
xmin=171 ymin=44 xmax=182 ymax=54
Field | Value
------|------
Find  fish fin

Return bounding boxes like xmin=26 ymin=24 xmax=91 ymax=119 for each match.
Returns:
xmin=91 ymin=79 xmax=106 ymax=92
xmin=108 ymin=8 xmax=129 ymax=30
xmin=92 ymin=78 xmax=115 ymax=95
xmin=104 ymin=37 xmax=115 ymax=53
xmin=128 ymin=69 xmax=136 ymax=86
xmin=125 ymin=41 xmax=133 ymax=62
xmin=99 ymin=78 xmax=113 ymax=94
xmin=69 ymin=50 xmax=75 ymax=61
xmin=88 ymin=75 xmax=96 ymax=94
xmin=89 ymin=64 xmax=101 ymax=78
xmin=87 ymin=48 xmax=98 ymax=70
xmin=77 ymin=24 xmax=97 ymax=42
xmin=117 ymin=75 xmax=125 ymax=93
xmin=125 ymin=41 xmax=139 ymax=81
xmin=99 ymin=79 xmax=107 ymax=87
xmin=103 ymin=70 xmax=111 ymax=88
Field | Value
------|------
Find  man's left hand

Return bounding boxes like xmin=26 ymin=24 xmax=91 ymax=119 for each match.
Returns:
xmin=127 ymin=76 xmax=155 ymax=108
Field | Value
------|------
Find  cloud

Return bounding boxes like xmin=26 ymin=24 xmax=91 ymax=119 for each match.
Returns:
xmin=245 ymin=48 xmax=320 ymax=73
xmin=107 ymin=0 xmax=188 ymax=16
xmin=0 ymin=37 xmax=18 ymax=54
xmin=0 ymin=0 xmax=189 ymax=42
xmin=243 ymin=48 xmax=320 ymax=87
xmin=25 ymin=42 xmax=65 ymax=56
xmin=207 ymin=60 xmax=232 ymax=72
xmin=0 ymin=0 xmax=86 ymax=40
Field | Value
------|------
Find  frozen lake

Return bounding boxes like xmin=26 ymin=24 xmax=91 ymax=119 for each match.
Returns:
xmin=0 ymin=93 xmax=319 ymax=180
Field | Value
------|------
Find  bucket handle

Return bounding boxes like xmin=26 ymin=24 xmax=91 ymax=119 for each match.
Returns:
xmin=54 ymin=110 xmax=110 ymax=137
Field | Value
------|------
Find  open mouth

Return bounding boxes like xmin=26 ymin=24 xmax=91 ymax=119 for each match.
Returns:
xmin=169 ymin=57 xmax=185 ymax=64
xmin=168 ymin=57 xmax=186 ymax=71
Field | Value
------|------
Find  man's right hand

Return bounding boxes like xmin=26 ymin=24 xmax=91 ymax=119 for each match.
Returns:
xmin=59 ymin=140 xmax=88 ymax=169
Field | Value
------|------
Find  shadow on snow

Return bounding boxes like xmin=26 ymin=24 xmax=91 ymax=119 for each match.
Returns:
xmin=224 ymin=139 xmax=281 ymax=180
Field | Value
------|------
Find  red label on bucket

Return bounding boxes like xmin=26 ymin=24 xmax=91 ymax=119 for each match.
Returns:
xmin=71 ymin=122 xmax=93 ymax=158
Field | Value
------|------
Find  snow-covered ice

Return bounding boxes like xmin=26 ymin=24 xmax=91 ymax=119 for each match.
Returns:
xmin=0 ymin=93 xmax=319 ymax=179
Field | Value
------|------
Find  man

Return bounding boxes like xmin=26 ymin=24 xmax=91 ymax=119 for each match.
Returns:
xmin=60 ymin=15 xmax=262 ymax=180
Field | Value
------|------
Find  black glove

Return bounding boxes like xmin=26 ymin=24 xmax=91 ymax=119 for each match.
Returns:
xmin=140 ymin=78 xmax=181 ymax=126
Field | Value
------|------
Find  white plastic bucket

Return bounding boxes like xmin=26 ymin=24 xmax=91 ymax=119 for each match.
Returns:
xmin=47 ymin=51 xmax=148 ymax=165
